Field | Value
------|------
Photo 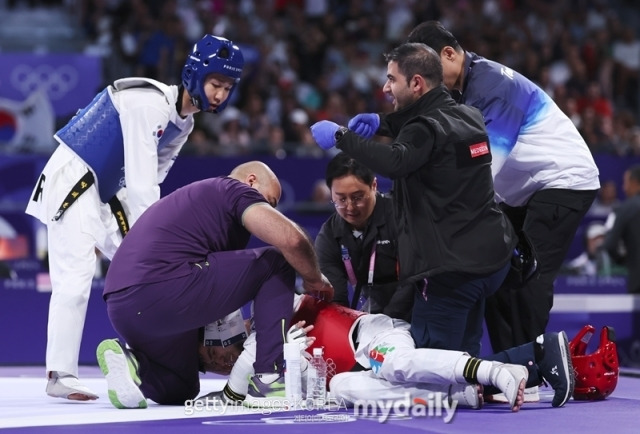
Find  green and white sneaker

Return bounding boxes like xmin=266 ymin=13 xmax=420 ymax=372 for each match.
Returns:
xmin=96 ymin=338 xmax=147 ymax=409
xmin=243 ymin=373 xmax=287 ymax=408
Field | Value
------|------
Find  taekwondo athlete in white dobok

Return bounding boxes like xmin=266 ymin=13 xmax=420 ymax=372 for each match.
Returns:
xmin=201 ymin=294 xmax=571 ymax=412
xmin=25 ymin=34 xmax=244 ymax=401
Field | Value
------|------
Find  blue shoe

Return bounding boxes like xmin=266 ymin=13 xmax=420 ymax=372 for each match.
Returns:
xmin=243 ymin=373 xmax=287 ymax=408
xmin=536 ymin=331 xmax=574 ymax=407
xmin=96 ymin=338 xmax=147 ymax=409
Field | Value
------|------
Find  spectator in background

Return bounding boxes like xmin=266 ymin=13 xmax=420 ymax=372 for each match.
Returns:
xmin=216 ymin=107 xmax=252 ymax=156
xmin=602 ymin=165 xmax=640 ymax=293
xmin=70 ymin=0 xmax=640 ymax=158
xmin=289 ymin=108 xmax=324 ymax=158
xmin=281 ymin=105 xmax=307 ymax=143
xmin=135 ymin=12 xmax=183 ymax=83
xmin=612 ymin=25 xmax=640 ymax=111
xmin=182 ymin=127 xmax=217 ymax=156
xmin=243 ymin=93 xmax=271 ymax=149
xmin=629 ymin=127 xmax=640 ymax=156
xmin=294 ymin=178 xmax=334 ymax=214
xmin=71 ymin=0 xmax=640 ymax=155
xmin=261 ymin=125 xmax=288 ymax=159
xmin=0 ymin=261 xmax=16 ymax=279
xmin=577 ymin=81 xmax=614 ymax=119
xmin=0 ymin=216 xmax=20 ymax=279
xmin=561 ymin=222 xmax=609 ymax=277
xmin=563 ymin=97 xmax=583 ymax=129
xmin=587 ymin=179 xmax=621 ymax=218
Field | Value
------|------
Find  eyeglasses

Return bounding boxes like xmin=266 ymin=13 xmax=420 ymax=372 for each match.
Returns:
xmin=330 ymin=194 xmax=369 ymax=209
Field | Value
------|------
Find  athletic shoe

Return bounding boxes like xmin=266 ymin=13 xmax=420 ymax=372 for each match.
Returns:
xmin=449 ymin=383 xmax=483 ymax=409
xmin=96 ymin=338 xmax=147 ymax=409
xmin=486 ymin=385 xmax=540 ymax=403
xmin=46 ymin=371 xmax=98 ymax=401
xmin=489 ymin=363 xmax=528 ymax=411
xmin=536 ymin=331 xmax=574 ymax=407
xmin=243 ymin=373 xmax=287 ymax=408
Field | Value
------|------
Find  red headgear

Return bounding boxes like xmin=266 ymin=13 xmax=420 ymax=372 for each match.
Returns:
xmin=569 ymin=325 xmax=619 ymax=400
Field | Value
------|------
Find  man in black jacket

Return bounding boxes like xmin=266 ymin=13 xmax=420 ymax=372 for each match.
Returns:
xmin=315 ymin=152 xmax=414 ymax=321
xmin=310 ymin=42 xmax=517 ymax=357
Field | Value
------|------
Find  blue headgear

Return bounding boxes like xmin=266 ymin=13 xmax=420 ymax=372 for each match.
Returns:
xmin=182 ymin=35 xmax=244 ymax=113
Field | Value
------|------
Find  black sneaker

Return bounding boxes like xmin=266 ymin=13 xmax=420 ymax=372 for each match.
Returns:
xmin=536 ymin=331 xmax=575 ymax=407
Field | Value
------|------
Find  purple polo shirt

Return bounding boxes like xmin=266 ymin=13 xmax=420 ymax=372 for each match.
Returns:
xmin=103 ymin=177 xmax=268 ymax=296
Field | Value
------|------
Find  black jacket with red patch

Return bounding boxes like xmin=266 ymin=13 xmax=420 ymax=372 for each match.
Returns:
xmin=337 ymin=85 xmax=517 ymax=282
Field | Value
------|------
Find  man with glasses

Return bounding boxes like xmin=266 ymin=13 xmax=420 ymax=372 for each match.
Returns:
xmin=315 ymin=152 xmax=414 ymax=321
xmin=310 ymin=43 xmax=518 ymax=358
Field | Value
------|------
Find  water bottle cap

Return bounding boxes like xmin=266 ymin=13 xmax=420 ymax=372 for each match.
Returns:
xmin=313 ymin=347 xmax=323 ymax=356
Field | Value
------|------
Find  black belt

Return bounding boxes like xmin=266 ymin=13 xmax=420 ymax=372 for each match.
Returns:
xmin=349 ymin=320 xmax=367 ymax=372
xmin=351 ymin=320 xmax=360 ymax=351
xmin=52 ymin=170 xmax=130 ymax=238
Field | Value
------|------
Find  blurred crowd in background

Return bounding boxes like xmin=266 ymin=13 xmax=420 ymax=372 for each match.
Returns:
xmin=3 ymin=0 xmax=637 ymax=159
xmin=1 ymin=0 xmax=640 ymax=281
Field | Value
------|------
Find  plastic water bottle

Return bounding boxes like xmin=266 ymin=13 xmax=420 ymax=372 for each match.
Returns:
xmin=306 ymin=347 xmax=327 ymax=407
xmin=283 ymin=342 xmax=302 ymax=407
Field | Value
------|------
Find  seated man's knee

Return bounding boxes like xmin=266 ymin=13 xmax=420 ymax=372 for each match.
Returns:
xmin=257 ymin=246 xmax=284 ymax=265
xmin=258 ymin=246 xmax=295 ymax=280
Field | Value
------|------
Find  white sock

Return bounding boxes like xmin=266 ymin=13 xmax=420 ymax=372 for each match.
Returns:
xmin=454 ymin=355 xmax=495 ymax=385
xmin=478 ymin=361 xmax=500 ymax=385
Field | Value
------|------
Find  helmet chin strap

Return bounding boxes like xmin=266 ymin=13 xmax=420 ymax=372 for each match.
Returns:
xmin=175 ymin=85 xmax=189 ymax=115
xmin=189 ymin=96 xmax=200 ymax=111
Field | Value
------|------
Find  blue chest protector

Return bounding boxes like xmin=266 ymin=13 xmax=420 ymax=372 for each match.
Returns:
xmin=56 ymin=86 xmax=182 ymax=203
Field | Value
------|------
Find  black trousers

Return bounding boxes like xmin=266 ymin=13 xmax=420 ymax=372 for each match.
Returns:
xmin=484 ymin=188 xmax=598 ymax=352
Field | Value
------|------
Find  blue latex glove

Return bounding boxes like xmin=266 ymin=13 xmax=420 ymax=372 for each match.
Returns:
xmin=348 ymin=113 xmax=380 ymax=138
xmin=310 ymin=120 xmax=340 ymax=150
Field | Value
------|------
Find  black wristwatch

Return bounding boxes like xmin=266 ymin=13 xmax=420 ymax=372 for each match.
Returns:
xmin=334 ymin=126 xmax=349 ymax=142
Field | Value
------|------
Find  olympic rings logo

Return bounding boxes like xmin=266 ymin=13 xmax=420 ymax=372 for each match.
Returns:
xmin=10 ymin=64 xmax=79 ymax=100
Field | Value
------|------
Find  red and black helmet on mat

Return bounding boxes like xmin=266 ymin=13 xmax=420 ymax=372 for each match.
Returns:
xmin=569 ymin=325 xmax=619 ymax=400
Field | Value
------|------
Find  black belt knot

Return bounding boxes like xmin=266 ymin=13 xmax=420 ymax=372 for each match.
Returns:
xmin=52 ymin=170 xmax=130 ymax=238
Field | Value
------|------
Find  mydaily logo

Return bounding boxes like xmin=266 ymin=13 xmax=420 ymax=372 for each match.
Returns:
xmin=353 ymin=392 xmax=458 ymax=423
